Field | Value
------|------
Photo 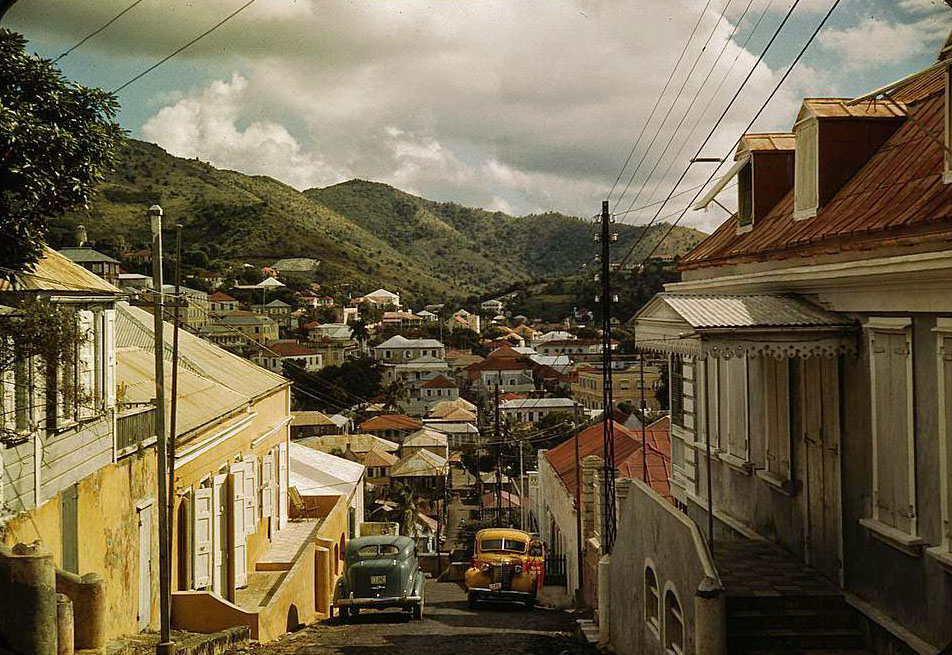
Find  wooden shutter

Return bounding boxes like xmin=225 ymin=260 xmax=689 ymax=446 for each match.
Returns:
xmin=260 ymin=451 xmax=275 ymax=519
xmin=77 ymin=310 xmax=95 ymax=418
xmin=231 ymin=464 xmax=248 ymax=588
xmin=795 ymin=120 xmax=819 ymax=218
xmin=942 ymin=335 xmax=952 ymax=548
xmin=872 ymin=331 xmax=913 ymax=532
xmin=278 ymin=439 xmax=288 ymax=530
xmin=727 ymin=357 xmax=749 ymax=459
xmin=104 ymin=310 xmax=117 ymax=409
xmin=192 ymin=487 xmax=213 ymax=589
xmin=243 ymin=456 xmax=257 ymax=536
xmin=764 ymin=358 xmax=791 ymax=478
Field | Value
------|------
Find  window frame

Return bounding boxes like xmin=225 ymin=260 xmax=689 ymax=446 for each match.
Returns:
xmin=736 ymin=160 xmax=754 ymax=233
xmin=929 ymin=319 xmax=952 ymax=567
xmin=670 ymin=355 xmax=685 ymax=428
xmin=663 ymin=584 xmax=684 ymax=655
xmin=644 ymin=561 xmax=660 ymax=635
xmin=760 ymin=357 xmax=792 ymax=485
xmin=861 ymin=317 xmax=922 ymax=552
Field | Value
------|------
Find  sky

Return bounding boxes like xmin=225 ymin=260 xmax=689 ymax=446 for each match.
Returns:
xmin=6 ymin=0 xmax=952 ymax=232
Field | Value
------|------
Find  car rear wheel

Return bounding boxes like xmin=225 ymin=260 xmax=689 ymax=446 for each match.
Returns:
xmin=467 ymin=593 xmax=478 ymax=610
xmin=338 ymin=606 xmax=350 ymax=622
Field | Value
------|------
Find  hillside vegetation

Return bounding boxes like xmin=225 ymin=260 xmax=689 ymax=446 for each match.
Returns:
xmin=51 ymin=140 xmax=706 ymax=304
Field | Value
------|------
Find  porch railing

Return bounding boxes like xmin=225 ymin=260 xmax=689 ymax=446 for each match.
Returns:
xmin=117 ymin=403 xmax=157 ymax=456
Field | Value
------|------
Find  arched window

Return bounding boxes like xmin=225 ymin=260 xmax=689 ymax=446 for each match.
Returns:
xmin=644 ymin=565 xmax=660 ymax=630
xmin=664 ymin=588 xmax=684 ymax=655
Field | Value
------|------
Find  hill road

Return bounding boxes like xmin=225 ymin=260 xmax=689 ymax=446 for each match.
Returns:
xmin=222 ymin=580 xmax=592 ymax=655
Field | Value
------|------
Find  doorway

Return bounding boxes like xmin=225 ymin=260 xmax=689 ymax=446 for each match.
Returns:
xmin=137 ymin=502 xmax=153 ymax=631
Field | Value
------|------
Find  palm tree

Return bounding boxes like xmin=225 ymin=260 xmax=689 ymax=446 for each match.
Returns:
xmin=350 ymin=319 xmax=370 ymax=353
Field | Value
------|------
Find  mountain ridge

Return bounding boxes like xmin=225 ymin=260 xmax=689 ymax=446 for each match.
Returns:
xmin=52 ymin=140 xmax=706 ymax=304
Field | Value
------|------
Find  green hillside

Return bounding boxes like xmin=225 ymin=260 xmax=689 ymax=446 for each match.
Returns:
xmin=50 ymin=140 xmax=706 ymax=304
xmin=306 ymin=179 xmax=707 ymax=282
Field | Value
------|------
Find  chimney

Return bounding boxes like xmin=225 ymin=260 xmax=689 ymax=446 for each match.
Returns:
xmin=76 ymin=224 xmax=88 ymax=247
xmin=581 ymin=455 xmax=602 ymax=543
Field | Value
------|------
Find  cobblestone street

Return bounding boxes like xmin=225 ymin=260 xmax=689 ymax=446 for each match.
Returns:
xmin=223 ymin=581 xmax=591 ymax=655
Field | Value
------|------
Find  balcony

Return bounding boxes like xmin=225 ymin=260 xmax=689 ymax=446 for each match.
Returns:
xmin=117 ymin=402 xmax=157 ymax=457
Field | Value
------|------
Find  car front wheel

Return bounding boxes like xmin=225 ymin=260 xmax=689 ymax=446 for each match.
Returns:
xmin=412 ymin=598 xmax=424 ymax=620
xmin=468 ymin=593 xmax=478 ymax=610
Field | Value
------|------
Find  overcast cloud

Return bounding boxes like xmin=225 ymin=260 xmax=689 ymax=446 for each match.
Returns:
xmin=7 ymin=0 xmax=951 ymax=231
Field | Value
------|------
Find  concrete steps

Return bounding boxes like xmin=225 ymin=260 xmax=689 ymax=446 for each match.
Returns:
xmin=727 ymin=596 xmax=868 ymax=654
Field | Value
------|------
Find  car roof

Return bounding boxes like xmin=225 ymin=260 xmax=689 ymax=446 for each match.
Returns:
xmin=476 ymin=528 xmax=532 ymax=541
xmin=346 ymin=535 xmax=414 ymax=553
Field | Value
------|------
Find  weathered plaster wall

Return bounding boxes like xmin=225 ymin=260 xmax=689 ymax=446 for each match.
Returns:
xmin=2 ymin=449 xmax=158 ymax=640
xmin=609 ymin=479 xmax=721 ymax=655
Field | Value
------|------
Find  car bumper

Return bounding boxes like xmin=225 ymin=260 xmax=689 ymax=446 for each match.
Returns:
xmin=335 ymin=594 xmax=422 ymax=609
xmin=467 ymin=587 xmax=535 ymax=601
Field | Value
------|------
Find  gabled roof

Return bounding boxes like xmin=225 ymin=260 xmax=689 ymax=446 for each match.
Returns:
xmin=208 ymin=292 xmax=238 ymax=302
xmin=362 ymin=448 xmax=399 ymax=468
xmin=738 ymin=132 xmax=795 ymax=153
xmin=639 ymin=293 xmax=852 ymax=330
xmin=0 ymin=246 xmax=119 ymax=294
xmin=359 ymin=414 xmax=423 ymax=432
xmin=267 ymin=341 xmax=321 ymax=357
xmin=499 ymin=397 xmax=577 ymax=410
xmin=298 ymin=434 xmax=399 ymax=454
xmin=682 ymin=66 xmax=949 ymax=271
xmin=421 ymin=375 xmax=456 ymax=389
xmin=265 ymin=299 xmax=291 ymax=308
xmin=289 ymin=442 xmax=364 ymax=497
xmin=403 ymin=428 xmax=448 ymax=448
xmin=428 ymin=398 xmax=477 ymax=418
xmin=796 ymin=97 xmax=905 ymax=122
xmin=291 ymin=410 xmax=336 ymax=427
xmin=58 ymin=246 xmax=119 ymax=264
xmin=390 ymin=449 xmax=447 ymax=477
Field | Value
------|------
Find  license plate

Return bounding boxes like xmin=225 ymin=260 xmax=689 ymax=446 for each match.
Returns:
xmin=371 ymin=575 xmax=387 ymax=585
xmin=489 ymin=582 xmax=502 ymax=591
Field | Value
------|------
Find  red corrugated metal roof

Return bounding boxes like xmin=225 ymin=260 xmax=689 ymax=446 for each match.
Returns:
xmin=543 ymin=417 xmax=671 ymax=500
xmin=359 ymin=414 xmax=423 ymax=432
xmin=682 ymin=87 xmax=952 ymax=271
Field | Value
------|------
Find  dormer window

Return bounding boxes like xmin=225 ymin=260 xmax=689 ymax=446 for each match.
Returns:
xmin=794 ymin=118 xmax=819 ymax=220
xmin=737 ymin=161 xmax=753 ymax=233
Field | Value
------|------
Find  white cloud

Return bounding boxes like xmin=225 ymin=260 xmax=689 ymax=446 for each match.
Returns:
xmin=141 ymin=73 xmax=349 ymax=190
xmin=13 ymin=0 xmax=947 ymax=229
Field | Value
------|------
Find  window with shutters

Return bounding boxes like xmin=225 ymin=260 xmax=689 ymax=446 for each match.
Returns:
xmin=794 ymin=119 xmax=819 ymax=220
xmin=930 ymin=321 xmax=952 ymax=562
xmin=644 ymin=564 xmax=660 ymax=634
xmin=864 ymin=319 xmax=919 ymax=543
xmin=663 ymin=587 xmax=684 ymax=655
xmin=737 ymin=161 xmax=754 ymax=232
xmin=714 ymin=356 xmax=750 ymax=467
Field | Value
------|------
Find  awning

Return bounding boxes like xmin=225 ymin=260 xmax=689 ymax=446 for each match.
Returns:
xmin=692 ymin=154 xmax=749 ymax=211
xmin=632 ymin=293 xmax=858 ymax=359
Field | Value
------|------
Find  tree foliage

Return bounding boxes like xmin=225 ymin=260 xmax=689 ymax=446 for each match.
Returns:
xmin=0 ymin=29 xmax=124 ymax=280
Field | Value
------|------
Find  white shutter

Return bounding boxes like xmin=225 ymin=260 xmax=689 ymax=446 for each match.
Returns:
xmin=78 ymin=310 xmax=95 ymax=418
xmin=192 ymin=487 xmax=213 ymax=589
xmin=104 ymin=310 xmax=117 ymax=408
xmin=231 ymin=465 xmax=248 ymax=588
xmin=794 ymin=119 xmax=819 ymax=219
xmin=260 ymin=452 xmax=275 ymax=519
xmin=243 ymin=456 xmax=257 ymax=536
xmin=1 ymin=352 xmax=14 ymax=432
xmin=278 ymin=439 xmax=288 ymax=530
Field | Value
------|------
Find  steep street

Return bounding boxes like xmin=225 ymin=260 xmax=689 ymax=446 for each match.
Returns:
xmin=224 ymin=581 xmax=589 ymax=655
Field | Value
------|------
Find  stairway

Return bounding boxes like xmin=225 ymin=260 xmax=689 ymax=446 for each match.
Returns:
xmin=715 ymin=541 xmax=870 ymax=655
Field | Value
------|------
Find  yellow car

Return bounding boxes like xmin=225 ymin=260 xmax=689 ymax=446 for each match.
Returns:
xmin=465 ymin=528 xmax=538 ymax=608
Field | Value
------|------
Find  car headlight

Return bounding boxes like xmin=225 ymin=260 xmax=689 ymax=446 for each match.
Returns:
xmin=480 ymin=563 xmax=490 ymax=573
xmin=514 ymin=564 xmax=523 ymax=574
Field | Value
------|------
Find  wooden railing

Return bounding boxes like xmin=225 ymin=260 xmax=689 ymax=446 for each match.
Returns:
xmin=116 ymin=403 xmax=157 ymax=455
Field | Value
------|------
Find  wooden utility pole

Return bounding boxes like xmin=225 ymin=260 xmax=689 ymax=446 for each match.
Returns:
xmin=168 ymin=224 xmax=182 ymax=595
xmin=149 ymin=205 xmax=172 ymax=655
xmin=598 ymin=199 xmax=617 ymax=552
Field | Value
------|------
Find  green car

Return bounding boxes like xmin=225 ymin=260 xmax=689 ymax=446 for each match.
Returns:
xmin=332 ymin=535 xmax=426 ymax=621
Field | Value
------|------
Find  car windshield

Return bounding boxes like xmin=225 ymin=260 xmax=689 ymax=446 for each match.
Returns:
xmin=479 ymin=538 xmax=527 ymax=553
xmin=353 ymin=544 xmax=401 ymax=560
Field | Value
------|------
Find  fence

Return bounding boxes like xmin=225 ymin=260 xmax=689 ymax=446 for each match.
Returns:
xmin=116 ymin=403 xmax=157 ymax=456
xmin=545 ymin=554 xmax=567 ymax=587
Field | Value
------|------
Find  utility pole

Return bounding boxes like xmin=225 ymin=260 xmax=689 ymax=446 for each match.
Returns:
xmin=597 ymin=199 xmax=617 ymax=552
xmin=494 ymin=382 xmax=502 ymax=526
xmin=169 ymin=224 xmax=182 ymax=597
xmin=149 ymin=205 xmax=172 ymax=655
xmin=518 ymin=436 xmax=525 ymax=530
xmin=573 ymin=402 xmax=584 ymax=608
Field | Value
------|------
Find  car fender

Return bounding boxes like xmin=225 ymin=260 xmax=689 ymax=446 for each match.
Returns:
xmin=412 ymin=568 xmax=425 ymax=598
xmin=333 ymin=575 xmax=349 ymax=601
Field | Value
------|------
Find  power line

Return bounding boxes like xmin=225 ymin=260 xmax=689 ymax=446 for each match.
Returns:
xmin=617 ymin=0 xmax=809 ymax=270
xmin=606 ymin=0 xmax=714 ymax=204
xmin=625 ymin=0 xmax=776 ymax=227
xmin=53 ymin=0 xmax=147 ymax=63
xmin=111 ymin=0 xmax=258 ymax=94
xmin=613 ymin=0 xmax=736 ymax=213
xmin=616 ymin=0 xmax=759 ymax=221
xmin=628 ymin=0 xmax=843 ymax=269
